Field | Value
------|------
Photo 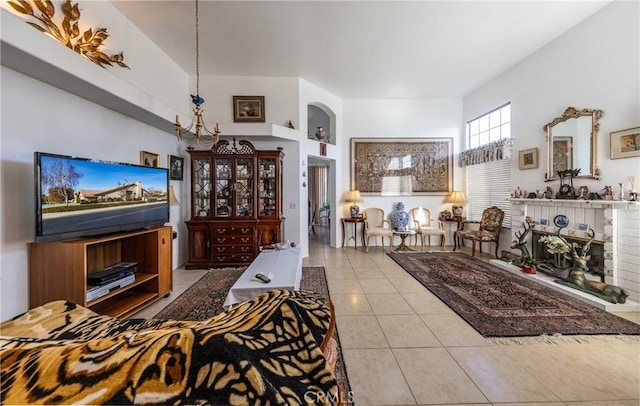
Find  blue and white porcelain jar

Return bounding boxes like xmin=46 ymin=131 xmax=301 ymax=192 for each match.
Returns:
xmin=390 ymin=202 xmax=410 ymax=230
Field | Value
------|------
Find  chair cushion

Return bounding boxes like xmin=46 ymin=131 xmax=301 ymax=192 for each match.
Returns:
xmin=457 ymin=229 xmax=497 ymax=241
xmin=419 ymin=227 xmax=445 ymax=235
xmin=367 ymin=227 xmax=392 ymax=236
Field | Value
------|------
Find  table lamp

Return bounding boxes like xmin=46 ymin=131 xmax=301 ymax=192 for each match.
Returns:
xmin=446 ymin=191 xmax=467 ymax=217
xmin=346 ymin=190 xmax=362 ymax=217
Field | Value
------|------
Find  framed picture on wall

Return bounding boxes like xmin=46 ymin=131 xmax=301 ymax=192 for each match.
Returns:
xmin=140 ymin=151 xmax=159 ymax=167
xmin=233 ymin=96 xmax=265 ymax=122
xmin=320 ymin=142 xmax=327 ymax=156
xmin=610 ymin=126 xmax=640 ymax=159
xmin=518 ymin=148 xmax=538 ymax=170
xmin=169 ymin=155 xmax=184 ymax=180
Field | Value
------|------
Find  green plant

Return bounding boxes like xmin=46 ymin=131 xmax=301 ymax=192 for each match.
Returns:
xmin=519 ymin=256 xmax=538 ymax=266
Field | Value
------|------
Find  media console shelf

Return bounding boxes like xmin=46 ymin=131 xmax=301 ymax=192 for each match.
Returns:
xmin=29 ymin=226 xmax=173 ymax=319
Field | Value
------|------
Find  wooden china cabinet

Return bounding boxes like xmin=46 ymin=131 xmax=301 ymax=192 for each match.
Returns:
xmin=185 ymin=139 xmax=284 ymax=269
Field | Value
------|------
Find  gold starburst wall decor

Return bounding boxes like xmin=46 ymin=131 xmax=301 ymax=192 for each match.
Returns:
xmin=7 ymin=0 xmax=129 ymax=69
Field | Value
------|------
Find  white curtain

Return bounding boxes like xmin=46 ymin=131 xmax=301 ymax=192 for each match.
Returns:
xmin=309 ymin=166 xmax=328 ymax=224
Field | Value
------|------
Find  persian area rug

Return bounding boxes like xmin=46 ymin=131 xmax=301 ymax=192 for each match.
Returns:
xmin=388 ymin=252 xmax=640 ymax=338
xmin=153 ymin=266 xmax=352 ymax=396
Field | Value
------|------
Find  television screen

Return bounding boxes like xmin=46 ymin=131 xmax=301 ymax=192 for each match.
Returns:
xmin=35 ymin=152 xmax=169 ymax=242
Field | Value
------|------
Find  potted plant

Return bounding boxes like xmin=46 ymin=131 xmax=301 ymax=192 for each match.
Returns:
xmin=538 ymin=234 xmax=573 ymax=278
xmin=520 ymin=257 xmax=537 ymax=274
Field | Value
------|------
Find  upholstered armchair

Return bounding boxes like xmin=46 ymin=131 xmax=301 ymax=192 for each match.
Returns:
xmin=410 ymin=207 xmax=446 ymax=251
xmin=454 ymin=206 xmax=505 ymax=258
xmin=363 ymin=208 xmax=393 ymax=252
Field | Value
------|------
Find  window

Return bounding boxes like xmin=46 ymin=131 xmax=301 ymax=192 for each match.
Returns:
xmin=465 ymin=103 xmax=511 ymax=227
xmin=466 ymin=160 xmax=512 ymax=227
xmin=467 ymin=103 xmax=510 ymax=149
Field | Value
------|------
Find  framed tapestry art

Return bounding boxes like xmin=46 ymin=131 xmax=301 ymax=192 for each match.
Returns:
xmin=610 ymin=127 xmax=640 ymax=159
xmin=552 ymin=137 xmax=573 ymax=173
xmin=350 ymin=138 xmax=453 ymax=195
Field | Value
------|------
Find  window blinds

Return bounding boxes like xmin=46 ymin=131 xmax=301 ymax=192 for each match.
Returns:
xmin=465 ymin=159 xmax=511 ymax=228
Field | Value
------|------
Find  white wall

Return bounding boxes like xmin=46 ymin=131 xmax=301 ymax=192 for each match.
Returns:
xmin=299 ymin=79 xmax=344 ymax=250
xmin=341 ymin=99 xmax=464 ymax=246
xmin=464 ymin=1 xmax=640 ymax=198
xmin=198 ymin=75 xmax=300 ymax=128
xmin=0 ymin=67 xmax=188 ymax=320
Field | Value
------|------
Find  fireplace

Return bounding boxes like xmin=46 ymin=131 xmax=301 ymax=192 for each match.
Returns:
xmin=531 ymin=230 xmax=604 ymax=281
xmin=509 ymin=198 xmax=640 ymax=304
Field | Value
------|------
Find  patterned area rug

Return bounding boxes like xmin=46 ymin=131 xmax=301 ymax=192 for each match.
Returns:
xmin=388 ymin=252 xmax=640 ymax=338
xmin=153 ymin=266 xmax=352 ymax=396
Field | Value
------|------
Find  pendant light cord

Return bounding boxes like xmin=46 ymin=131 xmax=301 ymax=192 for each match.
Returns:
xmin=195 ymin=0 xmax=200 ymax=96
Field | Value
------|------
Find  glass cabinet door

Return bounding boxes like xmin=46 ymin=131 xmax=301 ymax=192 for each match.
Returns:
xmin=215 ymin=158 xmax=232 ymax=217
xmin=236 ymin=158 xmax=254 ymax=217
xmin=193 ymin=158 xmax=211 ymax=217
xmin=258 ymin=158 xmax=277 ymax=217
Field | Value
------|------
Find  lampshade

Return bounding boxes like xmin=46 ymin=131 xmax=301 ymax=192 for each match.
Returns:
xmin=446 ymin=191 xmax=467 ymax=217
xmin=346 ymin=190 xmax=362 ymax=217
xmin=346 ymin=190 xmax=362 ymax=203
xmin=445 ymin=191 xmax=468 ymax=204
xmin=169 ymin=186 xmax=180 ymax=206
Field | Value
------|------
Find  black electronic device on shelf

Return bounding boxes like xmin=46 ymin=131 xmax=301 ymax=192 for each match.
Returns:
xmin=88 ymin=262 xmax=138 ymax=286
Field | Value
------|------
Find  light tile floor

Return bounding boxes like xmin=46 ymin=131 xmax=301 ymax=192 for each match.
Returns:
xmin=134 ymin=226 xmax=640 ymax=406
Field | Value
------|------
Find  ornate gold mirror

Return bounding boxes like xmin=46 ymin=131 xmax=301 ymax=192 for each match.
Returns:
xmin=543 ymin=107 xmax=602 ymax=181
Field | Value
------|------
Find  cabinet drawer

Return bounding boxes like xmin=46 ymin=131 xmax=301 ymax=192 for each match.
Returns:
xmin=211 ymin=254 xmax=255 ymax=264
xmin=212 ymin=245 xmax=254 ymax=254
xmin=212 ymin=235 xmax=254 ymax=244
xmin=211 ymin=226 xmax=254 ymax=235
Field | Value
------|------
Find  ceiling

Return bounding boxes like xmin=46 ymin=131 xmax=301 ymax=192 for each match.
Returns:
xmin=111 ymin=1 xmax=610 ymax=99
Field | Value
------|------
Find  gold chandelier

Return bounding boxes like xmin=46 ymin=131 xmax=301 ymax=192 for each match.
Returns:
xmin=175 ymin=0 xmax=220 ymax=149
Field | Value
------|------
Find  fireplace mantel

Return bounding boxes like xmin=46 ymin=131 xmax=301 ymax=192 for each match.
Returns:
xmin=509 ymin=198 xmax=640 ymax=306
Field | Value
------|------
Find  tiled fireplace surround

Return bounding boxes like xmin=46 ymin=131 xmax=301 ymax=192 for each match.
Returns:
xmin=496 ymin=198 xmax=640 ymax=311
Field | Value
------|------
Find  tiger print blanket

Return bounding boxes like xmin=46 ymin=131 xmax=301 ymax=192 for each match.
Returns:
xmin=0 ymin=290 xmax=340 ymax=405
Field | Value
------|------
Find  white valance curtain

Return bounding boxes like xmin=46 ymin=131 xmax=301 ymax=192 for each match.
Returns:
xmin=459 ymin=138 xmax=513 ymax=167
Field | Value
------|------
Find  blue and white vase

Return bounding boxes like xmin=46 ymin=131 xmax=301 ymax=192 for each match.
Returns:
xmin=390 ymin=202 xmax=410 ymax=230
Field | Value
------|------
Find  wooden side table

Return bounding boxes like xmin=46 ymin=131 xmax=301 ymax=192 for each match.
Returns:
xmin=440 ymin=216 xmax=465 ymax=247
xmin=341 ymin=217 xmax=365 ymax=249
xmin=392 ymin=230 xmax=417 ymax=252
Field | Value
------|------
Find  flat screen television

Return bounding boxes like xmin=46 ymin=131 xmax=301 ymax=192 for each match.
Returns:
xmin=35 ymin=152 xmax=170 ymax=242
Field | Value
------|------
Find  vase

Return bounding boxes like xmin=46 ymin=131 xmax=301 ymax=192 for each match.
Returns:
xmin=315 ymin=126 xmax=326 ymax=141
xmin=390 ymin=202 xmax=410 ymax=231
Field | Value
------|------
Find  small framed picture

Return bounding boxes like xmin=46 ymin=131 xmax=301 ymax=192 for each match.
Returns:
xmin=320 ymin=142 xmax=327 ymax=156
xmin=169 ymin=155 xmax=184 ymax=181
xmin=140 ymin=151 xmax=159 ymax=167
xmin=578 ymin=223 xmax=588 ymax=231
xmin=610 ymin=126 xmax=640 ymax=159
xmin=233 ymin=96 xmax=265 ymax=123
xmin=518 ymin=147 xmax=538 ymax=170
xmin=540 ymin=219 xmax=548 ymax=226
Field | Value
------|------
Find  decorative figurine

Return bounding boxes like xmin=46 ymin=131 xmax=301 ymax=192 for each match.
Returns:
xmin=554 ymin=229 xmax=630 ymax=304
xmin=603 ymin=185 xmax=613 ymax=200
xmin=577 ymin=185 xmax=588 ymax=199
